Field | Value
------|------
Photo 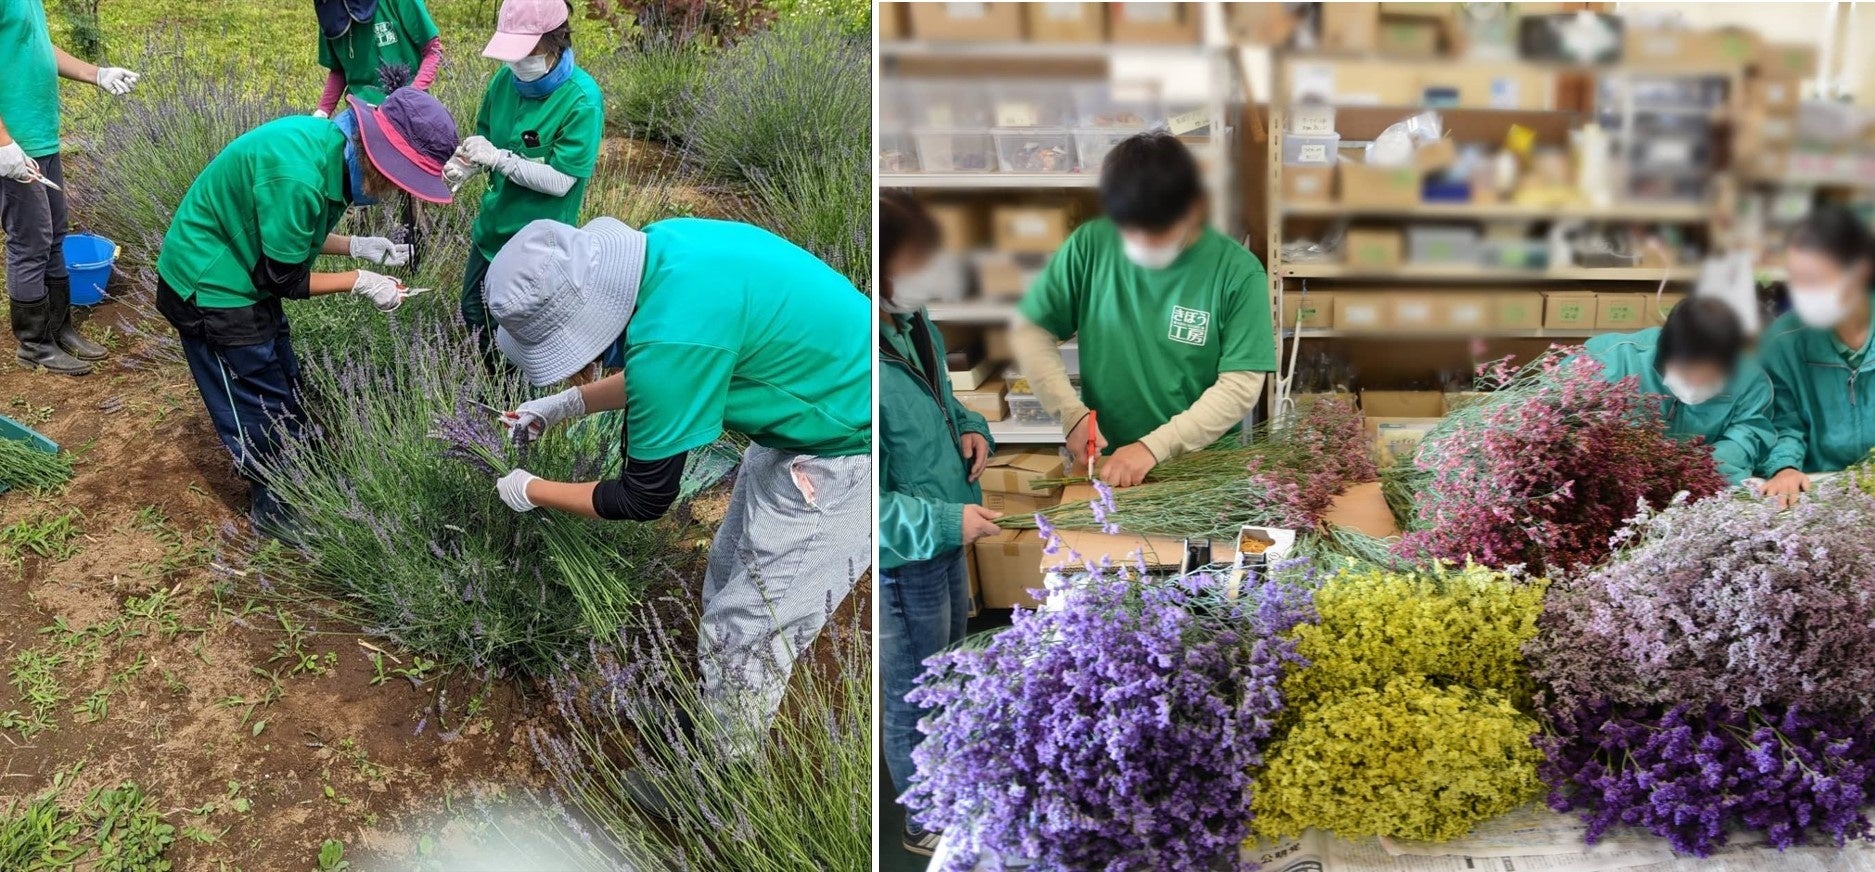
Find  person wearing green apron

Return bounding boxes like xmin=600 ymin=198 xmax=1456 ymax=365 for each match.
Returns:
xmin=877 ymin=191 xmax=998 ymax=857
xmin=1012 ymin=132 xmax=1276 ymax=487
xmin=155 ymin=89 xmax=458 ymax=532
xmin=313 ymin=0 xmax=442 ymax=116
xmin=1760 ymin=206 xmax=1875 ymax=507
xmin=1 ymin=0 xmax=140 ymax=375
xmin=451 ymin=0 xmax=603 ymax=358
xmin=1584 ymin=297 xmax=1774 ymax=485
xmin=483 ymin=216 xmax=870 ymax=758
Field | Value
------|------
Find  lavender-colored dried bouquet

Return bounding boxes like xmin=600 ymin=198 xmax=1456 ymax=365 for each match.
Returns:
xmin=906 ymin=562 xmax=1316 ymax=871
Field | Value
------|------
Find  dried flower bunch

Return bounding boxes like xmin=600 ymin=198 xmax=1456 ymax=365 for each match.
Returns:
xmin=1007 ymin=398 xmax=1376 ymax=538
xmin=1253 ymin=563 xmax=1548 ymax=841
xmin=908 ymin=564 xmax=1315 ymax=871
xmin=1531 ymin=485 xmax=1875 ymax=855
xmin=1396 ymin=351 xmax=1729 ymax=573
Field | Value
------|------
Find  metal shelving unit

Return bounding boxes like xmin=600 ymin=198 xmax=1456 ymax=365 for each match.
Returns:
xmin=1278 ymin=263 xmax=1701 ymax=282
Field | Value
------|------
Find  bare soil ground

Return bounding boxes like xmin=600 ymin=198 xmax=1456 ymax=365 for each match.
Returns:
xmin=0 ymin=303 xmax=587 ymax=869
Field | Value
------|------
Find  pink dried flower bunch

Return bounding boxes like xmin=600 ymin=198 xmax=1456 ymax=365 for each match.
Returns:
xmin=1283 ymin=397 xmax=1378 ymax=485
xmin=1396 ymin=351 xmax=1727 ymax=573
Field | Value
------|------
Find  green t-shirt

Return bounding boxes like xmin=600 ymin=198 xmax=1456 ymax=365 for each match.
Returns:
xmin=1018 ymin=218 xmax=1277 ymax=450
xmin=0 ymin=0 xmax=60 ymax=157
xmin=156 ymin=116 xmax=351 ymax=308
xmin=316 ymin=0 xmax=439 ymax=106
xmin=470 ymin=66 xmax=604 ymax=259
xmin=618 ymin=218 xmax=871 ymax=461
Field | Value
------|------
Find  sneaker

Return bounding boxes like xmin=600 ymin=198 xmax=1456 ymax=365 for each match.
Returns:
xmin=902 ymin=823 xmax=942 ymax=856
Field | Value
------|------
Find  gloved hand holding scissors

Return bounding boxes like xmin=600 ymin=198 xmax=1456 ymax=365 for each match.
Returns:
xmin=0 ymin=143 xmax=36 ymax=183
xmin=502 ymin=387 xmax=588 ymax=446
xmin=350 ymin=270 xmax=426 ymax=313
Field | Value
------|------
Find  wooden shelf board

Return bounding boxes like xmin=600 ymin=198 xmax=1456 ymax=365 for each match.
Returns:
xmin=1277 ymin=263 xmax=1699 ymax=282
xmin=1279 ymin=202 xmax=1711 ymax=223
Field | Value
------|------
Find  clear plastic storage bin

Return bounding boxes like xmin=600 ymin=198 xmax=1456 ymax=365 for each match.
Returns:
xmin=904 ymin=80 xmax=993 ymax=129
xmin=1281 ymin=132 xmax=1341 ymax=166
xmin=1006 ymin=393 xmax=1057 ymax=426
xmin=914 ymin=130 xmax=998 ymax=173
xmin=993 ymin=129 xmax=1076 ymax=173
xmin=1072 ymin=128 xmax=1145 ymax=174
xmin=990 ymin=84 xmax=1073 ymax=128
xmin=1070 ymin=82 xmax=1162 ymax=128
xmin=877 ymin=131 xmax=920 ymax=173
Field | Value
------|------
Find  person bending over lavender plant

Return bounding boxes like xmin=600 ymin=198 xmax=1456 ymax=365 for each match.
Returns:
xmin=485 ymin=216 xmax=871 ymax=787
xmin=155 ymin=89 xmax=457 ymax=534
xmin=1 ymin=0 xmax=140 ymax=375
xmin=310 ymin=0 xmax=442 ymax=116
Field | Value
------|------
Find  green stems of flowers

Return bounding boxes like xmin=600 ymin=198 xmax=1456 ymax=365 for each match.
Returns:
xmin=0 ymin=440 xmax=72 ymax=493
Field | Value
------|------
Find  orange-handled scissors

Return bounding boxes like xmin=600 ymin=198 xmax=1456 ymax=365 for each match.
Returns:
xmin=1085 ymin=410 xmax=1099 ymax=476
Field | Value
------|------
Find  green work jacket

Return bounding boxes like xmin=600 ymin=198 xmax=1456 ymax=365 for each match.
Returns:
xmin=880 ymin=310 xmax=992 ymax=571
xmin=1584 ymin=327 xmax=1775 ymax=484
xmin=1759 ymin=294 xmax=1875 ymax=474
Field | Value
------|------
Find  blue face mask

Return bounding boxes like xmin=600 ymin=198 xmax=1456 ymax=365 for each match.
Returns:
xmin=332 ymin=109 xmax=378 ymax=206
xmin=513 ymin=48 xmax=576 ymax=100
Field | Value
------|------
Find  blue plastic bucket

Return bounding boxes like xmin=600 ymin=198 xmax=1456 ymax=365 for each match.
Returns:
xmin=62 ymin=233 xmax=117 ymax=306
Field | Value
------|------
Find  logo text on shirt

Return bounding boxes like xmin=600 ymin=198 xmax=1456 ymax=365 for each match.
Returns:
xmin=1168 ymin=305 xmax=1210 ymax=346
xmin=375 ymin=21 xmax=398 ymax=48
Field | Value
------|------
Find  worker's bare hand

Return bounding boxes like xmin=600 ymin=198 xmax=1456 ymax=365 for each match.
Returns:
xmin=1760 ymin=467 xmax=1811 ymax=509
xmin=962 ymin=504 xmax=1003 ymax=544
xmin=1065 ymin=413 xmax=1108 ymax=473
xmin=960 ymin=432 xmax=990 ymax=483
xmin=1098 ymin=443 xmax=1157 ymax=489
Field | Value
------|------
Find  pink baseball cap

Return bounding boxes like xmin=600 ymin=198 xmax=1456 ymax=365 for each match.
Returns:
xmin=482 ymin=0 xmax=569 ymax=62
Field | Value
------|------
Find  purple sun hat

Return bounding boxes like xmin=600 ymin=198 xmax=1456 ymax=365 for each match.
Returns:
xmin=347 ymin=89 xmax=458 ymax=204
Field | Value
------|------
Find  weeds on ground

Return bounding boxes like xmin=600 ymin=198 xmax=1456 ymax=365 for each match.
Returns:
xmin=1 ymin=510 xmax=84 ymax=564
xmin=0 ymin=771 xmax=175 ymax=871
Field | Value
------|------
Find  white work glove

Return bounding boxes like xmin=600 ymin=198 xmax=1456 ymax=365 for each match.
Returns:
xmin=94 ymin=67 xmax=140 ymax=96
xmin=312 ymin=108 xmax=331 ymax=119
xmin=496 ymin=468 xmax=539 ymax=512
xmin=351 ymin=269 xmax=407 ymax=312
xmin=504 ymin=387 xmax=587 ymax=445
xmin=457 ymin=135 xmax=504 ymax=169
xmin=0 ymin=143 xmax=34 ymax=182
xmin=348 ymin=235 xmax=412 ymax=267
xmin=442 ymin=154 xmax=483 ymax=191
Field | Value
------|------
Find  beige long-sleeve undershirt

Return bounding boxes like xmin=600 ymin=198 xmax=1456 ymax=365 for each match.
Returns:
xmin=1009 ymin=314 xmax=1266 ymax=462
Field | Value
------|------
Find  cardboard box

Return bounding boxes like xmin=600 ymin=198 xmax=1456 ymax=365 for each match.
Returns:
xmin=1377 ymin=16 xmax=1441 ymax=56
xmin=1648 ymin=292 xmax=1688 ymax=327
xmin=880 ymin=2 xmax=906 ymax=40
xmin=1107 ymin=2 xmax=1200 ymax=44
xmin=1420 ymin=63 xmax=1549 ymax=110
xmin=949 ymin=358 xmax=997 ymax=391
xmin=1362 ymin=390 xmax=1445 ymax=418
xmin=1747 ymin=77 xmax=1802 ymax=115
xmin=1413 ymin=137 xmax=1459 ymax=173
xmin=1756 ymin=42 xmax=1819 ymax=79
xmin=1595 ymin=293 xmax=1648 ymax=330
xmin=908 ymin=3 xmax=1023 ymax=41
xmin=980 ymin=451 xmax=1065 ymax=494
xmin=974 ymin=529 xmax=1046 ymax=609
xmin=1229 ymin=2 xmax=1299 ymax=46
xmin=1338 ymin=161 xmax=1421 ymax=208
xmin=1292 ymin=391 xmax=1357 ymax=413
xmin=1334 ymin=296 xmax=1388 ymax=333
xmin=1282 ymin=164 xmax=1335 ymax=204
xmin=1440 ymin=294 xmax=1492 ymax=331
xmin=1319 ymin=2 xmax=1379 ymax=51
xmin=1282 ymin=292 xmax=1336 ymax=330
xmin=1025 ymin=2 xmax=1105 ymax=42
xmin=992 ymin=203 xmax=1074 ymax=253
xmin=983 ymin=327 xmax=1012 ymax=363
xmin=955 ymin=378 xmax=1008 ymax=422
xmin=981 ymin=488 xmax=1060 ymax=516
xmin=1544 ymin=293 xmax=1597 ymax=330
xmin=1495 ymin=292 xmax=1545 ymax=329
xmin=1345 ymin=227 xmax=1405 ymax=269
xmin=925 ymin=201 xmax=985 ymax=252
xmin=1323 ymin=60 xmax=1424 ymax=106
xmin=1367 ymin=417 xmax=1443 ymax=467
xmin=975 ymin=251 xmax=1037 ymax=299
xmin=1391 ymin=294 xmax=1440 ymax=332
xmin=1625 ymin=27 xmax=1757 ymax=68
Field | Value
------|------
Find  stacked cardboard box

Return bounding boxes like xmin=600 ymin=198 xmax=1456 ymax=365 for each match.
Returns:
xmin=974 ymin=451 xmax=1066 ymax=608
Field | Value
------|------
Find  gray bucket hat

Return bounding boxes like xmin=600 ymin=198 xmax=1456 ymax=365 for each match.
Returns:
xmin=487 ymin=217 xmax=648 ymax=386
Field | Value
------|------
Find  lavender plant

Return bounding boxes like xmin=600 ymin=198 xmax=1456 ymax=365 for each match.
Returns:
xmin=681 ymin=19 xmax=869 ymax=189
xmin=534 ymin=604 xmax=869 ymax=870
xmin=907 ymin=564 xmax=1315 ymax=871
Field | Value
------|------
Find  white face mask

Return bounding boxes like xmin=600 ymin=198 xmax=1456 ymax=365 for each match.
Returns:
xmin=1122 ymin=236 xmax=1185 ymax=270
xmin=882 ymin=264 xmax=943 ymax=315
xmin=1661 ymin=370 xmax=1720 ymax=406
xmin=1790 ymin=282 xmax=1851 ymax=329
xmin=508 ymin=54 xmax=552 ymax=82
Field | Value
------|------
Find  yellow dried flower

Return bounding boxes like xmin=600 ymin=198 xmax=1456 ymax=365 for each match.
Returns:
xmin=1251 ymin=676 xmax=1545 ymax=842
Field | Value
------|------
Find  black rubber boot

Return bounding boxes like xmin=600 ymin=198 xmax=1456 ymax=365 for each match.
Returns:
xmin=47 ymin=276 xmax=107 ymax=361
xmin=10 ymin=296 xmax=92 ymax=375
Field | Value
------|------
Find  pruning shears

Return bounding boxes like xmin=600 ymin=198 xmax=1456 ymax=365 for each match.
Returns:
xmin=468 ymin=398 xmax=536 ymax=447
xmin=25 ymin=170 xmax=60 ymax=192
xmin=1085 ymin=410 xmax=1100 ymax=476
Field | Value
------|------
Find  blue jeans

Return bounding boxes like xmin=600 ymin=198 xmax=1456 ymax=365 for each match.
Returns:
xmin=177 ymin=328 xmax=305 ymax=529
xmin=880 ymin=548 xmax=970 ymax=805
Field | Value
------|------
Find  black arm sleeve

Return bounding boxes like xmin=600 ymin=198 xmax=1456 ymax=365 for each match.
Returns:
xmin=591 ymin=451 xmax=687 ymax=521
xmin=250 ymin=255 xmax=313 ymax=300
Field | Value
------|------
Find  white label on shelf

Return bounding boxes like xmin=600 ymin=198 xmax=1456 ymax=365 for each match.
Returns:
xmin=1295 ymin=143 xmax=1328 ymax=163
xmin=1290 ymin=105 xmax=1336 ymax=136
xmin=1397 ymin=302 xmax=1433 ymax=323
xmin=1651 ymin=139 xmax=1693 ymax=165
xmin=1488 ymin=77 xmax=1519 ymax=109
xmin=1014 ymin=215 xmax=1048 ymax=237
xmin=1344 ymin=304 xmax=1382 ymax=327
xmin=1041 ymin=3 xmax=1083 ymax=21
xmin=1122 ymin=3 xmax=1176 ymax=24
xmin=996 ymin=101 xmax=1040 ymax=128
xmin=1291 ymin=62 xmax=1336 ymax=103
xmin=1168 ymin=107 xmax=1209 ymax=135
xmin=945 ymin=3 xmax=987 ymax=19
xmin=1449 ymin=304 xmax=1487 ymax=326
